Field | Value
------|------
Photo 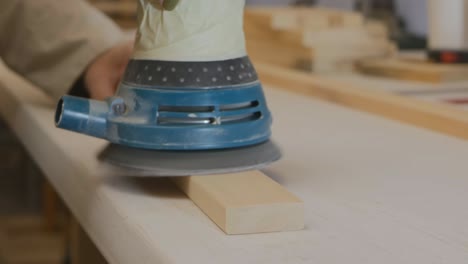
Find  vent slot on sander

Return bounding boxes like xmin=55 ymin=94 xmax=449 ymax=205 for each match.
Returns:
xmin=157 ymin=101 xmax=261 ymax=126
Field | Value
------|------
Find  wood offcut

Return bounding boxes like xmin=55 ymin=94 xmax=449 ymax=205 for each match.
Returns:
xmin=356 ymin=57 xmax=468 ymax=83
xmin=172 ymin=171 xmax=304 ymax=235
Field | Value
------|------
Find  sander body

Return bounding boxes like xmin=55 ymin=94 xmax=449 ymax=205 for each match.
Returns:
xmin=55 ymin=0 xmax=281 ymax=176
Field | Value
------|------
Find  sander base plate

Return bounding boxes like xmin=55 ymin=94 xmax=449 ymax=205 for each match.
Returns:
xmin=98 ymin=140 xmax=281 ymax=177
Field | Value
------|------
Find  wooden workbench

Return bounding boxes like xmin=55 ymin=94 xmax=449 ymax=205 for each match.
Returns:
xmin=1 ymin=61 xmax=468 ymax=263
xmin=327 ymin=71 xmax=468 ymax=110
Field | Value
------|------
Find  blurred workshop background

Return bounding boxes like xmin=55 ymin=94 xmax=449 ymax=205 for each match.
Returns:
xmin=251 ymin=0 xmax=428 ymax=40
xmin=2 ymin=0 xmax=468 ymax=263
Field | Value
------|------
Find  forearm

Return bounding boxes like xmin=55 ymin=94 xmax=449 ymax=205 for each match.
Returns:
xmin=0 ymin=0 xmax=125 ymax=99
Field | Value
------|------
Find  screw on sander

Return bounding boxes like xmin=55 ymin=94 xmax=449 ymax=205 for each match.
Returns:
xmin=109 ymin=97 xmax=127 ymax=116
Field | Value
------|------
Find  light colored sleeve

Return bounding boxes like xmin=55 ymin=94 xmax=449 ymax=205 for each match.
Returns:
xmin=0 ymin=0 xmax=125 ymax=99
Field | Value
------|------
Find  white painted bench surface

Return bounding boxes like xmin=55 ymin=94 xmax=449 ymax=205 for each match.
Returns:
xmin=1 ymin=62 xmax=468 ymax=263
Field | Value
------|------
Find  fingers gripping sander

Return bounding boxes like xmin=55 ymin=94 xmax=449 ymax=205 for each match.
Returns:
xmin=54 ymin=0 xmax=281 ymax=176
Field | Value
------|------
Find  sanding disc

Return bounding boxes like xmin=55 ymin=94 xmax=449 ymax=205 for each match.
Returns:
xmin=98 ymin=140 xmax=282 ymax=177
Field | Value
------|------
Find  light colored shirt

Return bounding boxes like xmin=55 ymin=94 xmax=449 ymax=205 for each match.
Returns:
xmin=0 ymin=0 xmax=125 ymax=99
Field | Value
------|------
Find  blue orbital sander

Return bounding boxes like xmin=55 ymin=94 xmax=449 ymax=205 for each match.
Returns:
xmin=54 ymin=1 xmax=281 ymax=176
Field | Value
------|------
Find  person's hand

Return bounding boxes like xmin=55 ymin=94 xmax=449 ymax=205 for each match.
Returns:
xmin=84 ymin=41 xmax=133 ymax=100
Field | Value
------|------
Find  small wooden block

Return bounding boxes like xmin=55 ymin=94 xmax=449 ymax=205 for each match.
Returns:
xmin=172 ymin=171 xmax=304 ymax=235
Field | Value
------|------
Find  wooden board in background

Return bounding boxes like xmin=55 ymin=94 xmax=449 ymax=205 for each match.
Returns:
xmin=244 ymin=9 xmax=313 ymax=69
xmin=248 ymin=6 xmax=364 ymax=30
xmin=0 ymin=216 xmax=65 ymax=264
xmin=245 ymin=7 xmax=394 ymax=73
xmin=70 ymin=218 xmax=108 ymax=264
xmin=356 ymin=57 xmax=468 ymax=83
xmin=256 ymin=62 xmax=468 ymax=140
xmin=408 ymin=89 xmax=468 ymax=111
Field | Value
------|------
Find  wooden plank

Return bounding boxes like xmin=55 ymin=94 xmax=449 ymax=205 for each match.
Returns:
xmin=255 ymin=62 xmax=468 ymax=140
xmin=245 ymin=7 xmax=393 ymax=72
xmin=244 ymin=10 xmax=313 ymax=69
xmin=2 ymin=62 xmax=468 ymax=263
xmin=248 ymin=7 xmax=364 ymax=30
xmin=0 ymin=215 xmax=65 ymax=264
xmin=172 ymin=171 xmax=304 ymax=235
xmin=70 ymin=218 xmax=108 ymax=264
xmin=42 ymin=181 xmax=60 ymax=231
xmin=356 ymin=57 xmax=468 ymax=83
xmin=325 ymin=64 xmax=468 ymax=113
